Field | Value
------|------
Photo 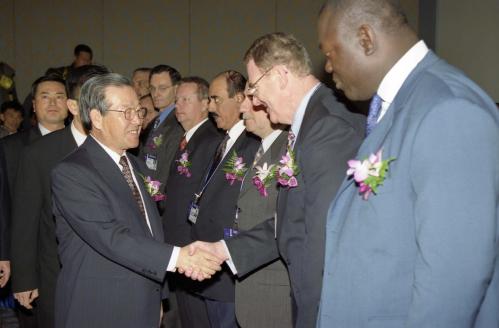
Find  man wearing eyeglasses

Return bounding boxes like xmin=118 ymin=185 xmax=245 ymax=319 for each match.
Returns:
xmin=50 ymin=73 xmax=223 ymax=328
xmin=139 ymin=65 xmax=184 ymax=211
xmin=9 ymin=65 xmax=108 ymax=328
xmin=239 ymin=33 xmax=364 ymax=327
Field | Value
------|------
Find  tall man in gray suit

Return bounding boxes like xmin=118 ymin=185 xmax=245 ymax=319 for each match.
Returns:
xmin=228 ymin=86 xmax=291 ymax=327
xmin=317 ymin=1 xmax=499 ymax=327
xmin=51 ymin=73 xmax=222 ymax=327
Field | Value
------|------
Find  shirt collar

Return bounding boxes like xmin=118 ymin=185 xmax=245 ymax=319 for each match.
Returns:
xmin=227 ymin=120 xmax=246 ymax=141
xmin=157 ymin=103 xmax=175 ymax=125
xmin=185 ymin=118 xmax=209 ymax=142
xmin=378 ymin=40 xmax=429 ymax=105
xmin=70 ymin=121 xmax=87 ymax=146
xmin=90 ymin=135 xmax=125 ymax=169
xmin=261 ymin=129 xmax=283 ymax=153
xmin=38 ymin=123 xmax=52 ymax=136
xmin=290 ymin=82 xmax=321 ymax=140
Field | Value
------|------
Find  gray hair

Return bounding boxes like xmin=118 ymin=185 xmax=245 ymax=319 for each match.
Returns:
xmin=244 ymin=33 xmax=312 ymax=77
xmin=79 ymin=73 xmax=132 ymax=132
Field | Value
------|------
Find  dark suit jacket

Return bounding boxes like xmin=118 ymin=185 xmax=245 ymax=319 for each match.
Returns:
xmin=226 ymin=130 xmax=293 ymax=328
xmin=51 ymin=136 xmax=173 ymax=328
xmin=163 ymin=119 xmax=223 ymax=247
xmin=139 ymin=109 xmax=184 ymax=198
xmin=276 ymin=85 xmax=365 ymax=327
xmin=0 ymin=145 xmax=10 ymax=260
xmin=0 ymin=126 xmax=42 ymax=197
xmin=191 ymin=128 xmax=260 ymax=302
xmin=10 ymin=125 xmax=77 ymax=326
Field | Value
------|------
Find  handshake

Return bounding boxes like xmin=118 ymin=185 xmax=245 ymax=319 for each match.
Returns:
xmin=175 ymin=241 xmax=230 ymax=282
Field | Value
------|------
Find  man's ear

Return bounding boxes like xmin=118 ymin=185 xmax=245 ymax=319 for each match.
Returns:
xmin=234 ymin=92 xmax=245 ymax=103
xmin=67 ymin=99 xmax=79 ymax=116
xmin=358 ymin=24 xmax=376 ymax=56
xmin=89 ymin=109 xmax=103 ymax=130
xmin=274 ymin=65 xmax=289 ymax=90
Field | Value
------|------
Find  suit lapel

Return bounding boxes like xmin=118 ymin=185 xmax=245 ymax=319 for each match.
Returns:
xmin=84 ymin=138 xmax=153 ymax=238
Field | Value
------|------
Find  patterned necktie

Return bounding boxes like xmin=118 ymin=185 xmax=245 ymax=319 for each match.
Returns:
xmin=366 ymin=93 xmax=382 ymax=136
xmin=179 ymin=135 xmax=187 ymax=151
xmin=206 ymin=133 xmax=230 ymax=180
xmin=153 ymin=117 xmax=161 ymax=130
xmin=287 ymin=131 xmax=296 ymax=148
xmin=252 ymin=144 xmax=264 ymax=168
xmin=119 ymin=156 xmax=147 ymax=224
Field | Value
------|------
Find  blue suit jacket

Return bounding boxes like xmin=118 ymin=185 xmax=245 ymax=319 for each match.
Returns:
xmin=318 ymin=51 xmax=499 ymax=327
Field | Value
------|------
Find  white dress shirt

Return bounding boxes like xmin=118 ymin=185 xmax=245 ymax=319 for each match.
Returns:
xmin=377 ymin=40 xmax=429 ymax=122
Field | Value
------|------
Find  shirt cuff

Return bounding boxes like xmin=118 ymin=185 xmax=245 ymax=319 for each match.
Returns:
xmin=166 ymin=246 xmax=180 ymax=272
xmin=220 ymin=240 xmax=238 ymax=275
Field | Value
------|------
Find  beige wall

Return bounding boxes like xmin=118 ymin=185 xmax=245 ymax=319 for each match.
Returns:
xmin=1 ymin=0 xmax=420 ymax=100
xmin=436 ymin=0 xmax=499 ymax=101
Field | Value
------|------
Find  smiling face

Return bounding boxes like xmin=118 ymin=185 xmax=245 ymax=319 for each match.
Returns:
xmin=91 ymin=85 xmax=142 ymax=154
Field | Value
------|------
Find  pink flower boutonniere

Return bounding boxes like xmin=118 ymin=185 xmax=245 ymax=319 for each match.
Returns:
xmin=223 ymin=150 xmax=248 ymax=185
xmin=148 ymin=134 xmax=163 ymax=150
xmin=252 ymin=162 xmax=277 ymax=197
xmin=176 ymin=151 xmax=192 ymax=177
xmin=346 ymin=149 xmax=395 ymax=200
xmin=276 ymin=147 xmax=300 ymax=188
xmin=141 ymin=175 xmax=166 ymax=201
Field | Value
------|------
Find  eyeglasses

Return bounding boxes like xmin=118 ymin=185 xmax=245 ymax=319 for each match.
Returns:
xmin=247 ymin=67 xmax=273 ymax=95
xmin=107 ymin=106 xmax=147 ymax=120
xmin=149 ymin=85 xmax=174 ymax=93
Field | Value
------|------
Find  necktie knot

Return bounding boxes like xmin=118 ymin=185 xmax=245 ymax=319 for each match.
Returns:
xmin=366 ymin=93 xmax=382 ymax=136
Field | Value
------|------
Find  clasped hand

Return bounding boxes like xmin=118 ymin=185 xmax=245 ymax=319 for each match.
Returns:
xmin=176 ymin=241 xmax=228 ymax=281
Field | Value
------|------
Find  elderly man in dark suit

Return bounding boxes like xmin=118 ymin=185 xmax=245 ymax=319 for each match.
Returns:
xmin=162 ymin=76 xmax=223 ymax=328
xmin=50 ymin=73 xmax=222 ymax=328
xmin=139 ymin=65 xmax=184 ymax=212
xmin=317 ymin=1 xmax=499 ymax=327
xmin=192 ymin=33 xmax=365 ymax=327
xmin=10 ymin=65 xmax=109 ymax=327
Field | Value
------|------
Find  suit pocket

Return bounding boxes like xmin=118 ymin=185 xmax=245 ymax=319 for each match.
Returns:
xmin=368 ymin=315 xmax=407 ymax=328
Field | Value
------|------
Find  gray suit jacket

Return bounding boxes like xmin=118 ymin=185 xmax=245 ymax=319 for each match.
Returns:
xmin=318 ymin=51 xmax=499 ymax=328
xmin=228 ymin=131 xmax=292 ymax=328
xmin=52 ymin=137 xmax=173 ymax=328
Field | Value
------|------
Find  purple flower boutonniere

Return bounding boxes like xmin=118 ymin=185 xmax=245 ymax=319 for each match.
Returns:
xmin=252 ymin=162 xmax=277 ymax=197
xmin=347 ymin=149 xmax=395 ymax=200
xmin=176 ymin=151 xmax=192 ymax=177
xmin=223 ymin=150 xmax=248 ymax=185
xmin=141 ymin=175 xmax=166 ymax=201
xmin=148 ymin=134 xmax=163 ymax=150
xmin=277 ymin=147 xmax=299 ymax=188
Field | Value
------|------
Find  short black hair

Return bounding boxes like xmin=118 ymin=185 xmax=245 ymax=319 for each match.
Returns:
xmin=1 ymin=101 xmax=23 ymax=115
xmin=74 ymin=44 xmax=93 ymax=58
xmin=150 ymin=65 xmax=181 ymax=85
xmin=66 ymin=65 xmax=111 ymax=99
xmin=31 ymin=75 xmax=68 ymax=100
xmin=133 ymin=67 xmax=151 ymax=75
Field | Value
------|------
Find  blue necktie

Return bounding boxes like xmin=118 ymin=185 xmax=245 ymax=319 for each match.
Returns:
xmin=366 ymin=93 xmax=382 ymax=136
